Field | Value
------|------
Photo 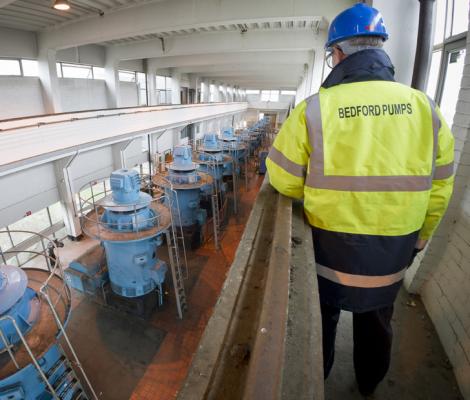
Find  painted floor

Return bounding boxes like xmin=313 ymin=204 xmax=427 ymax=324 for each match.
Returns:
xmin=325 ymin=289 xmax=464 ymax=400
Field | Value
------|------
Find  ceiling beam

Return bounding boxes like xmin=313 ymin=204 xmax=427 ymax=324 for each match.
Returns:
xmin=147 ymin=50 xmax=311 ymax=69
xmin=38 ymin=0 xmax=354 ymax=49
xmin=109 ymin=30 xmax=324 ymax=61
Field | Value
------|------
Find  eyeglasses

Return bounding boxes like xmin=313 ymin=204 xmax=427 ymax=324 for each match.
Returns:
xmin=326 ymin=49 xmax=335 ymax=69
xmin=325 ymin=46 xmax=342 ymax=69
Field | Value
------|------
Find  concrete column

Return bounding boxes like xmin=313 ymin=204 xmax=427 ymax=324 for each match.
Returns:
xmin=372 ymin=0 xmax=420 ymax=85
xmin=203 ymin=79 xmax=211 ymax=102
xmin=38 ymin=48 xmax=62 ymax=114
xmin=53 ymin=155 xmax=82 ymax=239
xmin=188 ymin=74 xmax=200 ymax=104
xmin=220 ymin=84 xmax=227 ymax=102
xmin=145 ymin=59 xmax=157 ymax=106
xmin=104 ymin=50 xmax=121 ymax=108
xmin=209 ymin=81 xmax=217 ymax=102
xmin=311 ymin=49 xmax=326 ymax=94
xmin=171 ymin=70 xmax=182 ymax=105
xmin=228 ymin=87 xmax=232 ymax=102
xmin=304 ymin=50 xmax=316 ymax=99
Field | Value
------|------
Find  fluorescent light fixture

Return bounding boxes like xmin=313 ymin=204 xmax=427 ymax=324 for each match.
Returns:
xmin=53 ymin=0 xmax=71 ymax=10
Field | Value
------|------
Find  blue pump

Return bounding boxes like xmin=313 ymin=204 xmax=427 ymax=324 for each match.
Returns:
xmin=99 ymin=169 xmax=168 ymax=300
xmin=0 ymin=261 xmax=89 ymax=399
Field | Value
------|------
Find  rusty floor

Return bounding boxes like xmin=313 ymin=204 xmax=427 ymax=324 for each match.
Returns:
xmin=65 ymin=172 xmax=264 ymax=400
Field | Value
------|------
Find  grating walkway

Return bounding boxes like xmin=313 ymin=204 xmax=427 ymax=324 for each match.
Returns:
xmin=325 ymin=289 xmax=463 ymax=400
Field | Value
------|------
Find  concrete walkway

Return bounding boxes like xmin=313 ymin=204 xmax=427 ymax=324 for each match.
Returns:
xmin=325 ymin=289 xmax=463 ymax=400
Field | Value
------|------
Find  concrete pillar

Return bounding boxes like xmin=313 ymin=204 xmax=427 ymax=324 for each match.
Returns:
xmin=171 ymin=70 xmax=182 ymax=105
xmin=311 ymin=49 xmax=326 ymax=94
xmin=201 ymin=79 xmax=210 ymax=103
xmin=53 ymin=155 xmax=82 ymax=239
xmin=38 ymin=48 xmax=62 ymax=114
xmin=145 ymin=59 xmax=157 ymax=106
xmin=372 ymin=0 xmax=420 ymax=85
xmin=104 ymin=50 xmax=121 ymax=108
xmin=304 ymin=50 xmax=316 ymax=99
xmin=210 ymin=81 xmax=217 ymax=102
xmin=226 ymin=86 xmax=233 ymax=102
xmin=220 ymin=84 xmax=227 ymax=102
xmin=189 ymin=74 xmax=200 ymax=103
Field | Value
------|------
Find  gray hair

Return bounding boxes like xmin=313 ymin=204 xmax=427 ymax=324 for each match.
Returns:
xmin=337 ymin=36 xmax=384 ymax=56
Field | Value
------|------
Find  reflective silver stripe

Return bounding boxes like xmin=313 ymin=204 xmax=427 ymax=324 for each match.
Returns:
xmin=308 ymin=174 xmax=432 ymax=192
xmin=316 ymin=264 xmax=407 ymax=288
xmin=267 ymin=146 xmax=306 ymax=178
xmin=433 ymin=162 xmax=454 ymax=180
xmin=304 ymin=92 xmax=438 ymax=192
xmin=305 ymin=94 xmax=324 ymax=174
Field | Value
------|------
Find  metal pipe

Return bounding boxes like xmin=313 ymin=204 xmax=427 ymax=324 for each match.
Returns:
xmin=411 ymin=0 xmax=437 ymax=90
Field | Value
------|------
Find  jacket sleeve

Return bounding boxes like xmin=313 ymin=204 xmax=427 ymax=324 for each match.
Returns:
xmin=266 ymin=100 xmax=311 ymax=199
xmin=419 ymin=106 xmax=455 ymax=240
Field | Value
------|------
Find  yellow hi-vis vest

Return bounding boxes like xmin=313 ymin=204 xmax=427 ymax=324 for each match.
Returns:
xmin=267 ymin=81 xmax=454 ymax=241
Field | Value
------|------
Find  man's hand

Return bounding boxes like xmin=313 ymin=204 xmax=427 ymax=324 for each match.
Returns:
xmin=415 ymin=238 xmax=428 ymax=250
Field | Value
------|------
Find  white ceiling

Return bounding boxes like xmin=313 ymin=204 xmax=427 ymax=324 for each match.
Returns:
xmin=0 ymin=0 xmax=348 ymax=91
xmin=0 ymin=0 xmax=156 ymax=31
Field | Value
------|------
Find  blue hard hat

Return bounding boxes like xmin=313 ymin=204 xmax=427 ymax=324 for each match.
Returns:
xmin=325 ymin=3 xmax=388 ymax=49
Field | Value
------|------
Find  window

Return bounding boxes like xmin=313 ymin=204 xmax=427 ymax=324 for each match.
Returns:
xmin=93 ymin=66 xmax=105 ymax=80
xmin=0 ymin=202 xmax=67 ymax=267
xmin=62 ymin=63 xmax=93 ymax=79
xmin=137 ymin=72 xmax=147 ymax=106
xmin=21 ymin=59 xmax=38 ymax=77
xmin=119 ymin=70 xmax=136 ymax=82
xmin=428 ymin=0 xmax=468 ymax=126
xmin=155 ymin=75 xmax=172 ymax=104
xmin=452 ymin=0 xmax=469 ymax=35
xmin=281 ymin=90 xmax=296 ymax=96
xmin=440 ymin=48 xmax=466 ymax=125
xmin=426 ymin=50 xmax=443 ymax=98
xmin=0 ymin=59 xmax=21 ymax=76
xmin=261 ymin=90 xmax=279 ymax=102
xmin=246 ymin=89 xmax=260 ymax=95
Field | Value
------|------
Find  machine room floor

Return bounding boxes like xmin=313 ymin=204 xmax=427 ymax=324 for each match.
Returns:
xmin=58 ymin=172 xmax=264 ymax=400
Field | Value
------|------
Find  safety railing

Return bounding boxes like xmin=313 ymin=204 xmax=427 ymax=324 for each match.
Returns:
xmin=0 ymin=231 xmax=98 ymax=400
xmin=177 ymin=178 xmax=324 ymax=400
xmin=78 ymin=174 xmax=170 ymax=241
xmin=78 ymin=175 xmax=189 ymax=319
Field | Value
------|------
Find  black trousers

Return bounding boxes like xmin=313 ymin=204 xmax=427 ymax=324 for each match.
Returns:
xmin=321 ymin=302 xmax=394 ymax=392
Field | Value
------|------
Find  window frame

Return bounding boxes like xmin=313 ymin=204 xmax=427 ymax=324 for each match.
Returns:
xmin=0 ymin=58 xmax=24 ymax=77
xmin=433 ymin=32 xmax=467 ymax=105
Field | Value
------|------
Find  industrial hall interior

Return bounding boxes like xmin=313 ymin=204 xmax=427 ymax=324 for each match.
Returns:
xmin=0 ymin=0 xmax=470 ymax=399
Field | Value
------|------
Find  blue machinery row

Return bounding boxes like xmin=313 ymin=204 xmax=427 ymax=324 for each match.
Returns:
xmin=0 ymin=120 xmax=271 ymax=399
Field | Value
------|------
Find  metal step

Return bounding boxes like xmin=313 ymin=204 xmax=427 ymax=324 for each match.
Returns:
xmin=45 ymin=355 xmax=67 ymax=378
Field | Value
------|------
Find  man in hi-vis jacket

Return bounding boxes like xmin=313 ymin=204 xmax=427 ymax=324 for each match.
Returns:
xmin=266 ymin=3 xmax=454 ymax=396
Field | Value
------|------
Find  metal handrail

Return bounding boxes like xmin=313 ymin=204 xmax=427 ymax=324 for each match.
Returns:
xmin=0 ymin=230 xmax=98 ymax=400
xmin=78 ymin=174 xmax=169 ymax=239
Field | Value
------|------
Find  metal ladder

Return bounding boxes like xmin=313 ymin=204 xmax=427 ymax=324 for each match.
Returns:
xmin=44 ymin=353 xmax=89 ymax=400
xmin=165 ymin=188 xmax=188 ymax=319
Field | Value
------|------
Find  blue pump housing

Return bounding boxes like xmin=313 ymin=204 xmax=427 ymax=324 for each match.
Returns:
xmin=100 ymin=169 xmax=168 ymax=299
xmin=0 ymin=265 xmax=87 ymax=399
xmin=0 ymin=344 xmax=84 ymax=400
xmin=164 ymin=145 xmax=209 ymax=228
xmin=197 ymin=134 xmax=230 ymax=183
